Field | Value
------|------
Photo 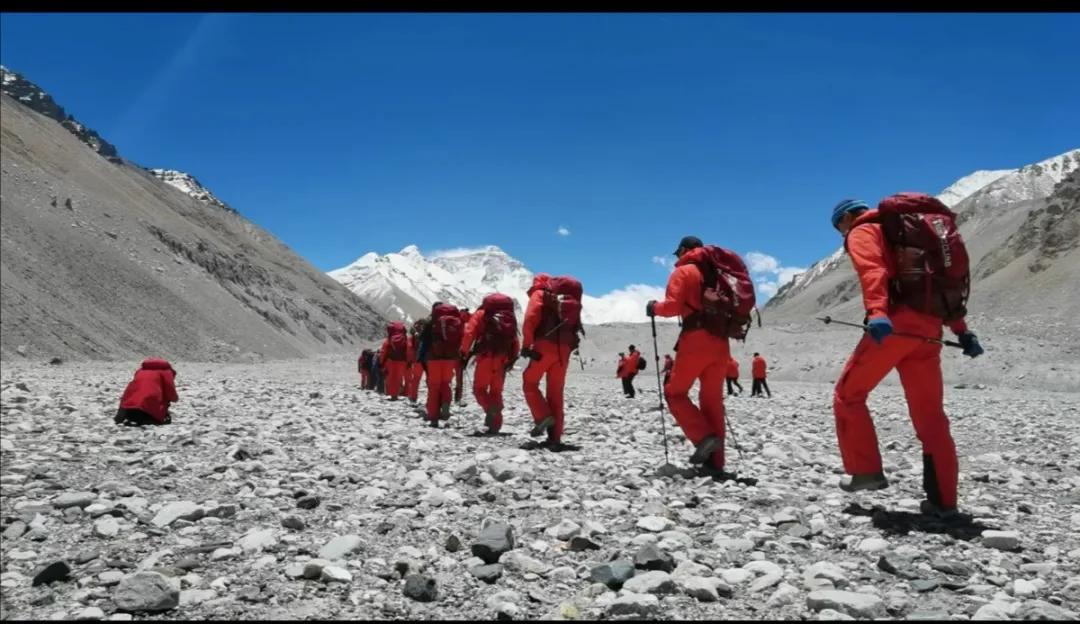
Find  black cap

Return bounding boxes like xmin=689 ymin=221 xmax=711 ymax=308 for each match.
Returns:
xmin=628 ymin=344 xmax=636 ymax=351
xmin=673 ymin=235 xmax=703 ymax=256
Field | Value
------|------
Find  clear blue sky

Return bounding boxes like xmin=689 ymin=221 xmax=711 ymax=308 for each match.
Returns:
xmin=3 ymin=13 xmax=1078 ymax=298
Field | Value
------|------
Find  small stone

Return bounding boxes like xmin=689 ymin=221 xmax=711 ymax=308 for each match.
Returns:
xmin=296 ymin=496 xmax=320 ymax=510
xmin=590 ymin=560 xmax=636 ymax=590
xmin=545 ymin=519 xmax=581 ymax=541
xmin=3 ymin=521 xmax=27 ymax=540
xmin=568 ymin=536 xmax=600 ymax=551
xmin=150 ymin=502 xmax=203 ymax=528
xmin=32 ymin=561 xmax=71 ymax=586
xmin=470 ymin=564 xmax=503 ymax=584
xmin=930 ymin=559 xmax=972 ymax=576
xmin=445 ymin=534 xmax=462 ymax=552
xmin=857 ymin=537 xmax=890 ymax=553
xmin=912 ymin=579 xmax=940 ymax=593
xmin=403 ymin=574 xmax=437 ymax=602
xmin=302 ymin=559 xmax=329 ymax=579
xmin=52 ymin=492 xmax=96 ymax=509
xmin=472 ymin=522 xmax=515 ymax=564
xmin=636 ymin=515 xmax=673 ymax=532
xmin=1012 ymin=578 xmax=1038 ymax=597
xmin=607 ymin=592 xmax=659 ymax=617
xmin=75 ymin=607 xmax=106 ymax=620
xmin=112 ymin=571 xmax=180 ymax=612
xmin=98 ymin=571 xmax=124 ymax=586
xmin=634 ymin=543 xmax=676 ymax=572
xmin=319 ymin=535 xmax=362 ymax=560
xmin=981 ymin=530 xmax=1020 ymax=551
xmin=320 ymin=566 xmax=352 ymax=583
xmin=621 ymin=570 xmax=676 ymax=595
xmin=94 ymin=517 xmax=120 ymax=538
xmin=280 ymin=515 xmax=305 ymax=531
xmin=807 ymin=590 xmax=886 ymax=618
xmin=678 ymin=576 xmax=720 ymax=602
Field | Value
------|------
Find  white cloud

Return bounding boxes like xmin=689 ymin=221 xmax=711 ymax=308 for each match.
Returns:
xmin=557 ymin=226 xmax=571 ymax=237
xmin=429 ymin=246 xmax=484 ymax=258
xmin=581 ymin=284 xmax=677 ymax=324
xmin=651 ymin=256 xmax=669 ymax=267
xmin=744 ymin=250 xmax=805 ymax=303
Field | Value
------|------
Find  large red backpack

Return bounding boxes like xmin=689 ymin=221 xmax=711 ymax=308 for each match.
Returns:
xmin=477 ymin=293 xmax=518 ymax=355
xmin=538 ymin=276 xmax=584 ymax=348
xmin=430 ymin=303 xmax=464 ymax=358
xmin=386 ymin=322 xmax=408 ymax=361
xmin=872 ymin=192 xmax=970 ymax=321
xmin=684 ymin=246 xmax=758 ymax=340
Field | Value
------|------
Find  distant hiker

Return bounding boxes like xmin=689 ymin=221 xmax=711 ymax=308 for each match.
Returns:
xmin=454 ymin=307 xmax=472 ymax=404
xmin=417 ymin=301 xmax=464 ymax=427
xmin=358 ymin=349 xmax=372 ymax=390
xmin=725 ymin=356 xmax=743 ymax=396
xmin=379 ymin=321 xmax=409 ymax=401
xmin=405 ymin=320 xmax=425 ymax=404
xmin=750 ymin=352 xmax=771 ymax=398
xmin=522 ymin=273 xmax=584 ymax=448
xmin=115 ymin=358 xmax=178 ymax=426
xmin=461 ymin=293 xmax=520 ymax=435
xmin=830 ymin=195 xmax=984 ymax=519
xmin=617 ymin=345 xmax=642 ymax=398
xmin=646 ymin=236 xmax=756 ymax=478
xmin=662 ymin=354 xmax=674 ymax=386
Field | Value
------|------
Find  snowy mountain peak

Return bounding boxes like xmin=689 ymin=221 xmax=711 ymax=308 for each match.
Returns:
xmin=149 ymin=169 xmax=235 ymax=213
xmin=937 ymin=169 xmax=1014 ymax=207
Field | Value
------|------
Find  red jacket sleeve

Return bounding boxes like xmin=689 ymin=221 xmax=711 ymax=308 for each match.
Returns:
xmin=522 ymin=290 xmax=545 ymax=348
xmin=653 ymin=265 xmax=699 ymax=318
xmin=378 ymin=339 xmax=389 ymax=366
xmin=846 ymin=224 xmax=892 ymax=320
xmin=460 ymin=309 xmax=485 ymax=356
xmin=162 ymin=372 xmax=179 ymax=404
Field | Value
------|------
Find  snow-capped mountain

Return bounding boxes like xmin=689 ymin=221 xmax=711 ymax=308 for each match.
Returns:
xmin=149 ymin=169 xmax=235 ymax=212
xmin=330 ymin=246 xmax=677 ymax=325
xmin=765 ymin=148 xmax=1080 ymax=320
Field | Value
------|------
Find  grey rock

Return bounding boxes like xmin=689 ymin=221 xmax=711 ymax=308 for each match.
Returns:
xmin=471 ymin=522 xmax=515 ymax=564
xmin=488 ymin=460 xmax=517 ymax=482
xmin=634 ymin=543 xmax=675 ymax=572
xmin=150 ymin=501 xmax=203 ymax=528
xmin=499 ymin=550 xmax=550 ymax=575
xmin=53 ymin=491 xmax=97 ymax=509
xmin=470 ymin=564 xmax=503 ymax=584
xmin=296 ymin=495 xmax=320 ymax=510
xmin=280 ymin=515 xmax=305 ymax=531
xmin=75 ymin=606 xmax=106 ymax=620
xmin=112 ymin=571 xmax=179 ymax=612
xmin=678 ymin=576 xmax=720 ymax=602
xmin=607 ymin=592 xmax=660 ymax=617
xmin=568 ymin=536 xmax=600 ymax=551
xmin=445 ymin=534 xmax=462 ymax=552
xmin=590 ymin=560 xmax=636 ymax=590
xmin=32 ymin=561 xmax=71 ymax=586
xmin=318 ymin=534 xmax=362 ymax=560
xmin=94 ymin=516 xmax=120 ymax=538
xmin=3 ymin=521 xmax=28 ymax=540
xmin=981 ymin=530 xmax=1020 ymax=551
xmin=622 ymin=570 xmax=676 ymax=595
xmin=320 ymin=566 xmax=352 ymax=583
xmin=1015 ymin=600 xmax=1077 ymax=621
xmin=912 ymin=579 xmax=940 ymax=593
xmin=807 ymin=590 xmax=886 ymax=618
xmin=403 ymin=574 xmax=437 ymax=602
xmin=930 ymin=559 xmax=972 ymax=577
xmin=302 ymin=559 xmax=330 ymax=579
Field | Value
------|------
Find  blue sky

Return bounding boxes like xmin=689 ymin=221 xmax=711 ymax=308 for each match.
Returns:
xmin=2 ymin=13 xmax=1078 ymax=301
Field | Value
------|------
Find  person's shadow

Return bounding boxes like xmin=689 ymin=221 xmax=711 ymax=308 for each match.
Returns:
xmin=842 ymin=502 xmax=1000 ymax=542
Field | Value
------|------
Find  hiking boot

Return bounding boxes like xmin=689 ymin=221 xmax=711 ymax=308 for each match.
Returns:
xmin=388 ymin=396 xmax=399 ymax=402
xmin=428 ymin=419 xmax=439 ymax=429
xmin=531 ymin=415 xmax=556 ymax=437
xmin=689 ymin=435 xmax=722 ymax=465
xmin=920 ymin=499 xmax=963 ymax=522
xmin=439 ymin=403 xmax=451 ymax=421
xmin=484 ymin=406 xmax=497 ymax=429
xmin=483 ymin=427 xmax=501 ymax=436
xmin=839 ymin=471 xmax=889 ymax=493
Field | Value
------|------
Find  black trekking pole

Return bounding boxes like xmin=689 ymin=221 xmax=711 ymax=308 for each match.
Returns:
xmin=816 ymin=316 xmax=963 ymax=348
xmin=650 ymin=315 xmax=671 ymax=468
xmin=725 ymin=412 xmax=744 ymax=462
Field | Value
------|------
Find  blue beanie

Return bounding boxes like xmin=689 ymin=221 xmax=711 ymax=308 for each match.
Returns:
xmin=831 ymin=199 xmax=870 ymax=228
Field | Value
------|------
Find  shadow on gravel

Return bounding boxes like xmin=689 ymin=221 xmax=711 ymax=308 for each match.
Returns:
xmin=654 ymin=463 xmax=759 ymax=486
xmin=467 ymin=431 xmax=513 ymax=438
xmin=843 ymin=503 xmax=998 ymax=541
xmin=519 ymin=440 xmax=582 ymax=452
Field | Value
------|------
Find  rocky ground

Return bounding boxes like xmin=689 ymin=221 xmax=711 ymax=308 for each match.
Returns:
xmin=2 ymin=357 xmax=1079 ymax=621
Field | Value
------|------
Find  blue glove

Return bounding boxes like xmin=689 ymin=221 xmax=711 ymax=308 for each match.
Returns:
xmin=958 ymin=331 xmax=984 ymax=358
xmin=865 ymin=317 xmax=893 ymax=344
xmin=646 ymin=300 xmax=657 ymax=318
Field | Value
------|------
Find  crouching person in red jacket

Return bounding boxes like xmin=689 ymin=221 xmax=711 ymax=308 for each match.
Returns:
xmin=115 ymin=358 xmax=179 ymax=426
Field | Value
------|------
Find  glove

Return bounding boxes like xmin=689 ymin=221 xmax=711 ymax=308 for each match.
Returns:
xmin=520 ymin=347 xmax=542 ymax=361
xmin=646 ymin=300 xmax=657 ymax=318
xmin=957 ymin=331 xmax=984 ymax=358
xmin=865 ymin=316 xmax=893 ymax=344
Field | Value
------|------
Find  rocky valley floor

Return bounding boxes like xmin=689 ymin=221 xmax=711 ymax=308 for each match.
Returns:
xmin=1 ymin=357 xmax=1079 ymax=621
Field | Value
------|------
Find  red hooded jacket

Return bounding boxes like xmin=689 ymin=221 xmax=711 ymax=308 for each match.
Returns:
xmin=119 ymin=358 xmax=178 ymax=424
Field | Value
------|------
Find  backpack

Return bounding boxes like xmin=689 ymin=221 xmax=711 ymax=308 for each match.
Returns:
xmin=636 ymin=356 xmax=647 ymax=371
xmin=538 ymin=276 xmax=584 ymax=348
xmin=869 ymin=192 xmax=970 ymax=321
xmin=683 ymin=246 xmax=758 ymax=340
xmin=430 ymin=303 xmax=464 ymax=359
xmin=478 ymin=293 xmax=518 ymax=355
xmin=386 ymin=322 xmax=408 ymax=361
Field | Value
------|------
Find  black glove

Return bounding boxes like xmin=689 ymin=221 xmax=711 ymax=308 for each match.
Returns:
xmin=957 ymin=331 xmax=984 ymax=358
xmin=520 ymin=347 xmax=542 ymax=361
xmin=646 ymin=300 xmax=657 ymax=318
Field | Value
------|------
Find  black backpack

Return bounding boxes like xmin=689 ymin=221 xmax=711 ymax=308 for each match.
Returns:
xmin=636 ymin=357 xmax=647 ymax=371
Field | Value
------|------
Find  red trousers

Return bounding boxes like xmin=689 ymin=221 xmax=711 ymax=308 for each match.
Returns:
xmin=664 ymin=329 xmax=729 ymax=469
xmin=522 ymin=341 xmax=572 ymax=442
xmin=406 ymin=363 xmax=423 ymax=402
xmin=473 ymin=354 xmax=511 ymax=430
xmin=360 ymin=370 xmax=369 ymax=389
xmin=454 ymin=360 xmax=465 ymax=402
xmin=384 ymin=360 xmax=408 ymax=399
xmin=425 ymin=359 xmax=456 ymax=421
xmin=833 ymin=306 xmax=958 ymax=508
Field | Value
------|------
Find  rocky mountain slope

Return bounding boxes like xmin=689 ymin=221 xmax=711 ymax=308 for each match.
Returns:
xmin=0 ymin=70 xmax=385 ymax=362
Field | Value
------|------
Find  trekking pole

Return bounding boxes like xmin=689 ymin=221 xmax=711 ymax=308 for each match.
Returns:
xmin=816 ymin=316 xmax=963 ymax=348
xmin=650 ymin=315 xmax=670 ymax=467
xmin=725 ymin=413 xmax=744 ymax=461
